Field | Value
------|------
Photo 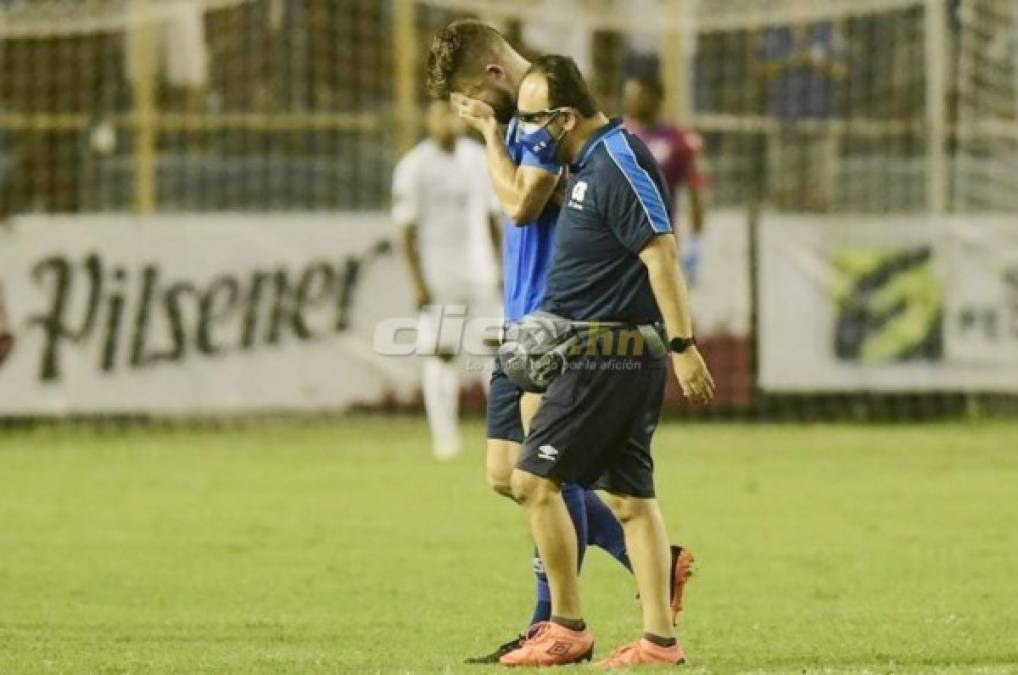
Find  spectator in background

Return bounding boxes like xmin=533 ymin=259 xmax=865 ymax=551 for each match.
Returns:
xmin=622 ymin=74 xmax=708 ymax=286
xmin=393 ymin=99 xmax=502 ymax=460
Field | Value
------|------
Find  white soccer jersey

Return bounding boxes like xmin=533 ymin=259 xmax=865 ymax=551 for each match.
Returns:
xmin=392 ymin=137 xmax=501 ymax=293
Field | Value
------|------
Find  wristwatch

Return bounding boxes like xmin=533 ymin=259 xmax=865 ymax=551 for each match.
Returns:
xmin=668 ymin=336 xmax=696 ymax=354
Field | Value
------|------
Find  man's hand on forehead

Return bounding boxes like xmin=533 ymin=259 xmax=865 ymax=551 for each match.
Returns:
xmin=450 ymin=93 xmax=497 ymax=134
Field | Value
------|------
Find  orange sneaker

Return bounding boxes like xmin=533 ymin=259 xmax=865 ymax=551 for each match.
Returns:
xmin=498 ymin=621 xmax=594 ymax=667
xmin=594 ymin=637 xmax=685 ymax=668
xmin=670 ymin=545 xmax=695 ymax=624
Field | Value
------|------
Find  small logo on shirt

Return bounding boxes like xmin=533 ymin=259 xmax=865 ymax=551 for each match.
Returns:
xmin=537 ymin=444 xmax=559 ymax=461
xmin=568 ymin=181 xmax=588 ymax=210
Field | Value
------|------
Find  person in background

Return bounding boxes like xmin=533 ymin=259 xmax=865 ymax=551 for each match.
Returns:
xmin=393 ymin=99 xmax=502 ymax=460
xmin=622 ymin=74 xmax=708 ymax=287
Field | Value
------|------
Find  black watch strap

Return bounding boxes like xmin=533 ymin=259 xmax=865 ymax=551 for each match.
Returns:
xmin=668 ymin=336 xmax=696 ymax=354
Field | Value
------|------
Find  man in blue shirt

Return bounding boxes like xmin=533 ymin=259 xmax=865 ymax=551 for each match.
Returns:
xmin=426 ymin=21 xmax=694 ymax=663
xmin=497 ymin=55 xmax=715 ymax=668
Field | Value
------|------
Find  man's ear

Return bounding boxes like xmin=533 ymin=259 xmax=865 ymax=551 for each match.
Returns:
xmin=484 ymin=63 xmax=505 ymax=81
xmin=562 ymin=110 xmax=578 ymax=132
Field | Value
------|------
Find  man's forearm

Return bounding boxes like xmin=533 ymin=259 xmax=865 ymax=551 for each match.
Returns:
xmin=451 ymin=95 xmax=518 ymax=202
xmin=640 ymin=235 xmax=694 ymax=339
xmin=479 ymin=121 xmax=560 ymax=224
xmin=481 ymin=122 xmax=528 ymax=218
xmin=401 ymin=225 xmax=429 ymax=293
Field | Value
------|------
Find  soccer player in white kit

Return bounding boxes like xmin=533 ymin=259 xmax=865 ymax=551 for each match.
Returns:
xmin=393 ymin=100 xmax=502 ymax=460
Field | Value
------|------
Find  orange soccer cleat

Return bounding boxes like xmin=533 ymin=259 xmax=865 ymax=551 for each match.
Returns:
xmin=670 ymin=545 xmax=695 ymax=624
xmin=594 ymin=637 xmax=686 ymax=668
xmin=498 ymin=621 xmax=594 ymax=667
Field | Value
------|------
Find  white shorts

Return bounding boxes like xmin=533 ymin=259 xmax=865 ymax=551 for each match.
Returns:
xmin=416 ymin=283 xmax=502 ymax=358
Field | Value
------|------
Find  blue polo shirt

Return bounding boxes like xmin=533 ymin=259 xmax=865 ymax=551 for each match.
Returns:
xmin=542 ymin=118 xmax=673 ymax=324
xmin=502 ymin=117 xmax=560 ymax=322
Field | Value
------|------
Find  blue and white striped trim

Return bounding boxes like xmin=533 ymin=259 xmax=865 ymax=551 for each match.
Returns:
xmin=603 ymin=132 xmax=672 ymax=234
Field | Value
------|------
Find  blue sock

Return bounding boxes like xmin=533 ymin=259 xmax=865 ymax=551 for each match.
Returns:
xmin=529 ymin=552 xmax=552 ymax=627
xmin=584 ymin=489 xmax=631 ymax=571
xmin=563 ymin=483 xmax=589 ymax=570
xmin=528 ymin=483 xmax=589 ymax=628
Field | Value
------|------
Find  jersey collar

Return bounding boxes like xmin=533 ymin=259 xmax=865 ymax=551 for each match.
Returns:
xmin=573 ymin=117 xmax=624 ymax=171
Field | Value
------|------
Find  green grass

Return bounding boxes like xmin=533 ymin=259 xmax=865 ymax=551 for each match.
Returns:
xmin=1 ymin=418 xmax=1017 ymax=674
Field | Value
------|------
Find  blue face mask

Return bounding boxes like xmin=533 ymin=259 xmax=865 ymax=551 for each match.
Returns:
xmin=517 ymin=111 xmax=567 ymax=165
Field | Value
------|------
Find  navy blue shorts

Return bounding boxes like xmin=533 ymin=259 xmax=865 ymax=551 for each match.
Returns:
xmin=516 ymin=350 xmax=666 ymax=499
xmin=486 ymin=358 xmax=525 ymax=444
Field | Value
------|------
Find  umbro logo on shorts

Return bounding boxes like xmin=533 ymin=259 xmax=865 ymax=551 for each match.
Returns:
xmin=537 ymin=445 xmax=559 ymax=461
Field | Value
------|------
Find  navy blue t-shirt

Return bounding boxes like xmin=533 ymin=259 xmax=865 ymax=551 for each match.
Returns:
xmin=542 ymin=119 xmax=673 ymax=324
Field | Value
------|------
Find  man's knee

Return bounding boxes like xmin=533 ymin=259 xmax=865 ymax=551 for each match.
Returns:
xmin=510 ymin=468 xmax=560 ymax=505
xmin=603 ymin=492 xmax=655 ymax=524
xmin=486 ymin=464 xmax=513 ymax=498
xmin=486 ymin=440 xmax=519 ymax=498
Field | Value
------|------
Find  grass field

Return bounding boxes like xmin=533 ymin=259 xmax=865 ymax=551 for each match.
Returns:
xmin=1 ymin=417 xmax=1017 ymax=674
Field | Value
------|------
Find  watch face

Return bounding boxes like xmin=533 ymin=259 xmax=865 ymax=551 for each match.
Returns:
xmin=670 ymin=337 xmax=695 ymax=353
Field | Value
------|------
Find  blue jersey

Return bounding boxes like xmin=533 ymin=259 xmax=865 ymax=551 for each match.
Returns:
xmin=543 ymin=119 xmax=673 ymax=324
xmin=501 ymin=117 xmax=560 ymax=322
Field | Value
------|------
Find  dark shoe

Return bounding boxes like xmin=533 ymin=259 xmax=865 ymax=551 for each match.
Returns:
xmin=464 ymin=634 xmax=524 ymax=664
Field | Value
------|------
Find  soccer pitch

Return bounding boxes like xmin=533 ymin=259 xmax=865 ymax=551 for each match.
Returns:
xmin=1 ymin=418 xmax=1017 ymax=674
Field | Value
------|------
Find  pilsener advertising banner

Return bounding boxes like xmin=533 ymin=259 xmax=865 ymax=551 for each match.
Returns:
xmin=0 ymin=214 xmax=420 ymax=415
xmin=1 ymin=210 xmax=756 ymax=416
xmin=758 ymin=213 xmax=1018 ymax=392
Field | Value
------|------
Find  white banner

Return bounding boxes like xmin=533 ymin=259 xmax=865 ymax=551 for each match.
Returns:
xmin=758 ymin=213 xmax=1018 ymax=392
xmin=0 ymin=213 xmax=423 ymax=415
xmin=688 ymin=208 xmax=752 ymax=338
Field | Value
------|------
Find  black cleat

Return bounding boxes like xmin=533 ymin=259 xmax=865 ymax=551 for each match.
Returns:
xmin=464 ymin=634 xmax=525 ymax=664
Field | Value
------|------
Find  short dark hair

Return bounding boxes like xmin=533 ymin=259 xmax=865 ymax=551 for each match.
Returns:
xmin=426 ymin=20 xmax=506 ymax=99
xmin=525 ymin=54 xmax=599 ymax=117
xmin=627 ymin=74 xmax=664 ymax=101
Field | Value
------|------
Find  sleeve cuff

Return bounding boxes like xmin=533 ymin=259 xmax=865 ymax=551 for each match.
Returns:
xmin=520 ymin=157 xmax=561 ymax=174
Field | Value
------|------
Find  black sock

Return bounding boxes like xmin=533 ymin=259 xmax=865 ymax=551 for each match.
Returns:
xmin=551 ymin=615 xmax=586 ymax=632
xmin=643 ymin=632 xmax=677 ymax=648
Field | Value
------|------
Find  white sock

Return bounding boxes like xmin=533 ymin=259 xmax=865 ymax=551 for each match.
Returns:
xmin=422 ymin=358 xmax=461 ymax=459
